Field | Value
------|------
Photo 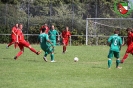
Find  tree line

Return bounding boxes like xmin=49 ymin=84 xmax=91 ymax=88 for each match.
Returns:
xmin=0 ymin=0 xmax=132 ymax=45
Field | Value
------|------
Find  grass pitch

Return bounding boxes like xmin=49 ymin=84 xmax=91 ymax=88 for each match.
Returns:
xmin=0 ymin=44 xmax=133 ymax=88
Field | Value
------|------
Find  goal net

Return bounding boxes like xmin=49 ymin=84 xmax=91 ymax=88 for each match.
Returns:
xmin=85 ymin=18 xmax=133 ymax=45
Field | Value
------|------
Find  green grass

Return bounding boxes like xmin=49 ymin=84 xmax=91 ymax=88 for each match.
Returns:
xmin=0 ymin=44 xmax=133 ymax=88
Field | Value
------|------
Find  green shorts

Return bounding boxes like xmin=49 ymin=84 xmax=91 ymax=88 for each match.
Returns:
xmin=108 ymin=50 xmax=120 ymax=59
xmin=41 ymin=46 xmax=54 ymax=54
xmin=50 ymin=40 xmax=56 ymax=46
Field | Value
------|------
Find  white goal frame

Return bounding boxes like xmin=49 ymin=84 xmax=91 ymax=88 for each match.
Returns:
xmin=85 ymin=18 xmax=133 ymax=45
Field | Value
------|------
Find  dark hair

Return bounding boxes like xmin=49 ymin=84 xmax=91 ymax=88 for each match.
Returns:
xmin=18 ymin=23 xmax=23 ymax=27
xmin=114 ymin=29 xmax=120 ymax=34
xmin=126 ymin=28 xmax=131 ymax=31
xmin=42 ymin=28 xmax=46 ymax=33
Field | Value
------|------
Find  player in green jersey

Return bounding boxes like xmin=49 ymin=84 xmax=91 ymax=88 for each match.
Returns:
xmin=107 ymin=29 xmax=122 ymax=69
xmin=38 ymin=28 xmax=55 ymax=62
xmin=48 ymin=25 xmax=59 ymax=46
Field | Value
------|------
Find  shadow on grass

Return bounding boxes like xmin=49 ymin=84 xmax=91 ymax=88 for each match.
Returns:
xmin=91 ymin=66 xmax=107 ymax=69
xmin=26 ymin=59 xmax=41 ymax=62
xmin=2 ymin=58 xmax=13 ymax=60
xmin=2 ymin=57 xmax=43 ymax=63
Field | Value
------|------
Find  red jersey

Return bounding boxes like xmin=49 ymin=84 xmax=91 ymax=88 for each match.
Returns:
xmin=40 ymin=25 xmax=49 ymax=34
xmin=61 ymin=30 xmax=71 ymax=39
xmin=16 ymin=29 xmax=25 ymax=42
xmin=127 ymin=32 xmax=133 ymax=46
xmin=11 ymin=26 xmax=18 ymax=38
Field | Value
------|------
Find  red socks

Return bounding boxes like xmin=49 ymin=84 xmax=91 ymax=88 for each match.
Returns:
xmin=29 ymin=47 xmax=37 ymax=54
xmin=16 ymin=51 xmax=23 ymax=58
xmin=121 ymin=53 xmax=128 ymax=63
xmin=63 ymin=46 xmax=66 ymax=52
xmin=8 ymin=42 xmax=14 ymax=47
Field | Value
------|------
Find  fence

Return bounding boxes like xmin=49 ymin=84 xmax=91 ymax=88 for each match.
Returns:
xmin=1 ymin=2 xmax=132 ymax=34
xmin=85 ymin=18 xmax=133 ymax=45
xmin=0 ymin=3 xmax=88 ymax=33
xmin=0 ymin=2 xmax=132 ymax=45
xmin=0 ymin=34 xmax=127 ymax=46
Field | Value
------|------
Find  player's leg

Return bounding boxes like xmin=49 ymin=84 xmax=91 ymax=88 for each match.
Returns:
xmin=107 ymin=50 xmax=113 ymax=69
xmin=50 ymin=52 xmax=55 ymax=62
xmin=63 ymin=45 xmax=66 ymax=53
xmin=49 ymin=47 xmax=55 ymax=62
xmin=130 ymin=45 xmax=133 ymax=55
xmin=14 ymin=44 xmax=24 ymax=60
xmin=43 ymin=51 xmax=48 ymax=62
xmin=114 ymin=51 xmax=121 ymax=68
xmin=116 ymin=59 xmax=120 ymax=68
xmin=121 ymin=46 xmax=132 ymax=63
xmin=7 ymin=42 xmax=14 ymax=47
xmin=62 ymin=39 xmax=67 ymax=53
xmin=121 ymin=52 xmax=129 ymax=63
xmin=23 ymin=41 xmax=41 ymax=55
xmin=40 ymin=46 xmax=48 ymax=62
xmin=62 ymin=39 xmax=65 ymax=53
xmin=65 ymin=39 xmax=69 ymax=51
xmin=7 ymin=38 xmax=15 ymax=48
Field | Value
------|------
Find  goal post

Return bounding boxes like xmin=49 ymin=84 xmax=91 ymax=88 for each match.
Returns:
xmin=86 ymin=18 xmax=133 ymax=45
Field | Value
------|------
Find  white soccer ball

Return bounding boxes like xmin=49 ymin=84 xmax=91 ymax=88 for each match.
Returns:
xmin=74 ymin=57 xmax=79 ymax=62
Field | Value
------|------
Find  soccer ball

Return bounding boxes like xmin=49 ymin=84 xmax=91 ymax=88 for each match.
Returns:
xmin=74 ymin=57 xmax=79 ymax=62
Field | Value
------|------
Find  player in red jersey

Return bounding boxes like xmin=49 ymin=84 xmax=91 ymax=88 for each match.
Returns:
xmin=121 ymin=28 xmax=133 ymax=63
xmin=61 ymin=26 xmax=71 ymax=53
xmin=40 ymin=23 xmax=49 ymax=34
xmin=14 ymin=24 xmax=41 ymax=60
xmin=7 ymin=23 xmax=18 ymax=49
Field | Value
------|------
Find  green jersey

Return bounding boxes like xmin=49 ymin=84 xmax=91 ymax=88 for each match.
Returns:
xmin=48 ymin=29 xmax=59 ymax=40
xmin=108 ymin=34 xmax=122 ymax=52
xmin=38 ymin=33 xmax=51 ymax=49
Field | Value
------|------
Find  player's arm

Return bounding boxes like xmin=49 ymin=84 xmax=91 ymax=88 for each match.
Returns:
xmin=16 ymin=31 xmax=19 ymax=43
xmin=46 ymin=35 xmax=54 ymax=47
xmin=119 ymin=45 xmax=122 ymax=51
xmin=40 ymin=27 xmax=42 ymax=34
xmin=47 ymin=39 xmax=54 ymax=48
xmin=107 ymin=42 xmax=111 ymax=46
xmin=60 ymin=32 xmax=63 ymax=39
xmin=119 ymin=37 xmax=123 ymax=50
xmin=12 ymin=28 xmax=16 ymax=36
xmin=47 ymin=40 xmax=53 ymax=46
xmin=107 ymin=37 xmax=112 ymax=46
xmin=68 ymin=31 xmax=71 ymax=39
xmin=56 ymin=31 xmax=60 ymax=41
xmin=37 ymin=36 xmax=40 ymax=44
xmin=122 ymin=37 xmax=126 ymax=46
xmin=48 ymin=31 xmax=51 ymax=37
xmin=129 ymin=32 xmax=133 ymax=37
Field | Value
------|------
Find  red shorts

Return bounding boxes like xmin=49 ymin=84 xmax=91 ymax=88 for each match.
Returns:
xmin=126 ymin=44 xmax=133 ymax=53
xmin=18 ymin=40 xmax=30 ymax=51
xmin=10 ymin=38 xmax=16 ymax=43
xmin=62 ymin=38 xmax=69 ymax=46
xmin=11 ymin=36 xmax=16 ymax=42
xmin=11 ymin=34 xmax=16 ymax=39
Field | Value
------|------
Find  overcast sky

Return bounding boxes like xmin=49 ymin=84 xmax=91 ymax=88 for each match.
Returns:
xmin=128 ymin=0 xmax=133 ymax=4
xmin=128 ymin=0 xmax=133 ymax=9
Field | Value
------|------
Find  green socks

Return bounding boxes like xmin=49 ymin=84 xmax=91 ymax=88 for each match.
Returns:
xmin=108 ymin=59 xmax=112 ymax=68
xmin=108 ymin=59 xmax=120 ymax=68
xmin=116 ymin=59 xmax=120 ymax=68
xmin=51 ymin=53 xmax=54 ymax=61
xmin=44 ymin=52 xmax=48 ymax=57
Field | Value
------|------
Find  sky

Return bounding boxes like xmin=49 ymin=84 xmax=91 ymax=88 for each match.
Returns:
xmin=128 ymin=0 xmax=133 ymax=9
